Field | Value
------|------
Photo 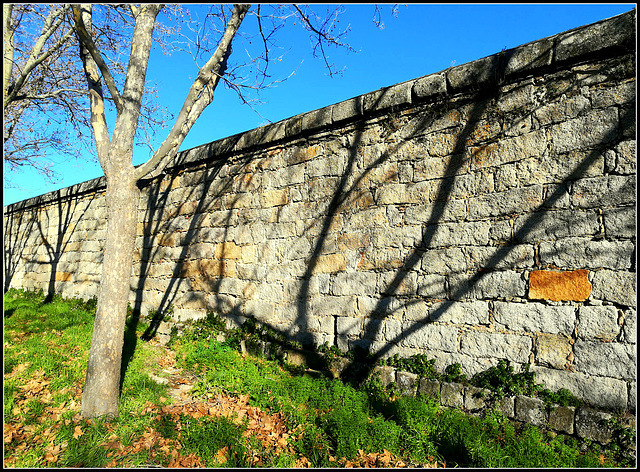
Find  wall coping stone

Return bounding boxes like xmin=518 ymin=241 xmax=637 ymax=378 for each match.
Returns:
xmin=4 ymin=9 xmax=635 ymax=214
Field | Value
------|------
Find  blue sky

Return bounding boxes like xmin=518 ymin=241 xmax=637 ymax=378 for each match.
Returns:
xmin=3 ymin=3 xmax=635 ymax=206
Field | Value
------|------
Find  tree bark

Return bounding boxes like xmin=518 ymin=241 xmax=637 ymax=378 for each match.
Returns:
xmin=80 ymin=169 xmax=139 ymax=418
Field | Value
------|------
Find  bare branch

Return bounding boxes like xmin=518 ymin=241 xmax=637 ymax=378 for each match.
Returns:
xmin=72 ymin=3 xmax=124 ymax=114
xmin=135 ymin=4 xmax=250 ymax=180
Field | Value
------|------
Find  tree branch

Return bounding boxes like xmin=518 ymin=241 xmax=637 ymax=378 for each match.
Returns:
xmin=135 ymin=3 xmax=250 ymax=181
xmin=72 ymin=3 xmax=124 ymax=114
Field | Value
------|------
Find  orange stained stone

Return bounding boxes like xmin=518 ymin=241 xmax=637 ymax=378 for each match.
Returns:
xmin=528 ymin=269 xmax=591 ymax=302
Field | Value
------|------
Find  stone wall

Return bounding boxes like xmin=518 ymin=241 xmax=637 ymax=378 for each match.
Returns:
xmin=4 ymin=10 xmax=636 ymax=412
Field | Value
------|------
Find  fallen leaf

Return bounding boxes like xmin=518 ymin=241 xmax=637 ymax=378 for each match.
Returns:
xmin=73 ymin=425 xmax=84 ymax=439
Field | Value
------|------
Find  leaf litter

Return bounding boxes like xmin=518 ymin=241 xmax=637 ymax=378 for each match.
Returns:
xmin=4 ymin=338 xmax=443 ymax=468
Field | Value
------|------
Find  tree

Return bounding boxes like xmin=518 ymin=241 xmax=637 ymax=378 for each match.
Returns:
xmin=67 ymin=3 xmax=358 ymax=418
xmin=2 ymin=4 xmax=169 ymax=185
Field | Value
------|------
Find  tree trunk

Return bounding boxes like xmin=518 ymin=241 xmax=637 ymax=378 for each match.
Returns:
xmin=81 ymin=171 xmax=139 ymax=418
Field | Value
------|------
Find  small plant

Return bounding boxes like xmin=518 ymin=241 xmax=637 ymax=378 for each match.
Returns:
xmin=472 ymin=360 xmax=540 ymax=399
xmin=379 ymin=353 xmax=439 ymax=379
xmin=538 ymin=387 xmax=584 ymax=409
xmin=443 ymin=363 xmax=467 ymax=383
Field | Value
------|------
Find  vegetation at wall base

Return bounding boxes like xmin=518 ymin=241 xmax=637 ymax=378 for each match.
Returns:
xmin=3 ymin=289 xmax=635 ymax=468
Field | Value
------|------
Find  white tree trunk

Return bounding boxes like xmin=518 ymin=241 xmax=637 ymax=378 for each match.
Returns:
xmin=81 ymin=171 xmax=139 ymax=418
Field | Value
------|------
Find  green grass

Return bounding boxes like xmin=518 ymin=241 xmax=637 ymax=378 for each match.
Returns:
xmin=3 ymin=289 xmax=634 ymax=468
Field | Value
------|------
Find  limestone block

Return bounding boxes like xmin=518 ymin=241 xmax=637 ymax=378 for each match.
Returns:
xmin=400 ymin=322 xmax=459 ymax=353
xmin=494 ymin=396 xmax=515 ymax=418
xmin=468 ymin=129 xmax=547 ymax=170
xmin=591 ymin=269 xmax=636 ymax=307
xmin=310 ymin=253 xmax=347 ymax=274
xmin=575 ymin=408 xmax=613 ymax=444
xmin=460 ymin=331 xmax=532 ymax=363
xmin=418 ymin=378 xmax=441 ymax=398
xmin=534 ymin=334 xmax=572 ymax=369
xmin=573 ymin=339 xmax=635 ymax=379
xmin=428 ymin=300 xmax=490 ymax=325
xmin=532 ymin=366 xmax=628 ymax=410
xmin=449 ymin=270 xmax=526 ymax=300
xmin=372 ymin=365 xmax=396 ymax=387
xmin=555 ymin=10 xmax=635 ymax=64
xmin=396 ymin=371 xmax=419 ymax=396
xmin=622 ymin=308 xmax=636 ymax=344
xmin=515 ymin=395 xmax=547 ymax=427
xmin=577 ymin=305 xmax=620 ymax=341
xmin=421 ymin=247 xmax=467 ymax=274
xmin=412 ymin=73 xmax=447 ymax=101
xmin=528 ymin=269 xmax=591 ymax=302
xmin=548 ymin=405 xmax=576 ymax=435
xmin=440 ymin=382 xmax=465 ymax=407
xmin=416 ymin=274 xmax=447 ymax=299
xmin=544 ymin=238 xmax=635 ymax=270
xmin=464 ymin=386 xmax=488 ymax=411
xmin=603 ymin=206 xmax=635 ymax=239
xmin=468 ymin=185 xmax=543 ymax=219
xmin=551 ymin=108 xmax=618 ymax=154
xmin=513 ymin=209 xmax=600 ymax=242
xmin=332 ymin=96 xmax=363 ymax=123
xmin=331 ymin=271 xmax=378 ymax=296
xmin=571 ymin=174 xmax=635 ymax=208
xmin=613 ymin=139 xmax=636 ymax=174
xmin=494 ymin=301 xmax=575 ymax=334
xmin=463 ymin=244 xmax=535 ymax=270
xmin=424 ymin=221 xmax=490 ymax=248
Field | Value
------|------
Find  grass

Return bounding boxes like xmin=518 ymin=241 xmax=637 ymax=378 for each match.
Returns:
xmin=3 ymin=289 xmax=634 ymax=468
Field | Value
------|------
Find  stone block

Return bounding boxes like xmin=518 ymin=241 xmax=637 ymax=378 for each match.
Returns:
xmin=440 ymin=382 xmax=465 ymax=407
xmin=515 ymin=395 xmax=547 ymax=427
xmin=460 ymin=331 xmax=532 ymax=364
xmin=571 ymin=175 xmax=635 ymax=208
xmin=396 ymin=371 xmax=419 ymax=396
xmin=513 ymin=209 xmax=600 ymax=243
xmin=532 ymin=366 xmax=628 ymax=410
xmin=603 ymin=206 xmax=636 ymax=239
xmin=528 ymin=269 xmax=591 ymax=302
xmin=590 ymin=270 xmax=636 ymax=307
xmin=468 ymin=185 xmax=543 ymax=219
xmin=310 ymin=253 xmax=347 ymax=274
xmin=548 ymin=405 xmax=575 ymax=435
xmin=555 ymin=10 xmax=635 ymax=64
xmin=494 ymin=301 xmax=575 ymax=334
xmin=577 ymin=305 xmax=620 ymax=341
xmin=371 ymin=365 xmax=396 ymax=387
xmin=534 ymin=334 xmax=572 ymax=369
xmin=464 ymin=386 xmax=488 ymax=411
xmin=428 ymin=300 xmax=490 ymax=325
xmin=332 ymin=96 xmax=363 ymax=123
xmin=412 ymin=73 xmax=447 ymax=100
xmin=418 ymin=378 xmax=441 ymax=399
xmin=494 ymin=396 xmax=515 ymax=418
xmin=449 ymin=270 xmax=526 ymax=300
xmin=400 ymin=322 xmax=459 ymax=353
xmin=575 ymin=408 xmax=613 ymax=444
xmin=573 ymin=339 xmax=635 ymax=379
xmin=539 ymin=238 xmax=635 ymax=270
xmin=363 ymin=81 xmax=412 ymax=113
xmin=503 ymin=38 xmax=553 ymax=77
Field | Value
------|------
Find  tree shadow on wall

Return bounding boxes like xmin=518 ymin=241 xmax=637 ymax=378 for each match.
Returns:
xmin=288 ymin=47 xmax=634 ymax=385
xmin=120 ymin=137 xmax=254 ymax=389
xmin=3 ymin=188 xmax=99 ymax=302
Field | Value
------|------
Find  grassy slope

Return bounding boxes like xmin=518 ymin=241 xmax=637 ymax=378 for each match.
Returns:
xmin=3 ymin=289 xmax=629 ymax=468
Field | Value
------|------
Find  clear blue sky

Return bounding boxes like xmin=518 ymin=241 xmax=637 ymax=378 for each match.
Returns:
xmin=3 ymin=3 xmax=635 ymax=206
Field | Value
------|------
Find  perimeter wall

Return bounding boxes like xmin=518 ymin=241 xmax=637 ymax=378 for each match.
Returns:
xmin=4 ymin=10 xmax=636 ymax=411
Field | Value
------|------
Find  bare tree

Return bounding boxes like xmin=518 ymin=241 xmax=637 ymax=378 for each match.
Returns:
xmin=68 ymin=3 xmax=358 ymax=418
xmin=3 ymin=4 xmax=170 ymax=185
